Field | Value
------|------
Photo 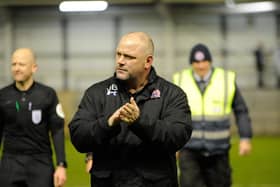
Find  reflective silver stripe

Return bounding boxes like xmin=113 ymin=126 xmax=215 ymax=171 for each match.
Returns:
xmin=192 ymin=114 xmax=231 ymax=121
xmin=191 ymin=131 xmax=203 ymax=138
xmin=191 ymin=130 xmax=230 ymax=140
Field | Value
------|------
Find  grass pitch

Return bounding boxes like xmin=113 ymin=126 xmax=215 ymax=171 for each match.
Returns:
xmin=64 ymin=136 xmax=280 ymax=187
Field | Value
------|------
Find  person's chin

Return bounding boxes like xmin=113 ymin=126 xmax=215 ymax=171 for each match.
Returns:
xmin=198 ymin=71 xmax=207 ymax=77
xmin=13 ymin=77 xmax=23 ymax=82
xmin=116 ymin=73 xmax=128 ymax=80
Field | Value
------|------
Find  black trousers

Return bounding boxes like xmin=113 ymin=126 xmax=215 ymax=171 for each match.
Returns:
xmin=178 ymin=149 xmax=231 ymax=187
xmin=0 ymin=153 xmax=54 ymax=187
xmin=91 ymin=169 xmax=176 ymax=187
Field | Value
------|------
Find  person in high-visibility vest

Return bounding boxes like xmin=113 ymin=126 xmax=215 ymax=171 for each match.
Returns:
xmin=173 ymin=43 xmax=253 ymax=187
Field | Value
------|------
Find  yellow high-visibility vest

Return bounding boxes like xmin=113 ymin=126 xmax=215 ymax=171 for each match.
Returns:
xmin=173 ymin=68 xmax=236 ymax=121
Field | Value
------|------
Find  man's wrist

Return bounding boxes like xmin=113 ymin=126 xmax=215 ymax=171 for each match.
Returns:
xmin=57 ymin=161 xmax=67 ymax=168
xmin=85 ymin=153 xmax=93 ymax=163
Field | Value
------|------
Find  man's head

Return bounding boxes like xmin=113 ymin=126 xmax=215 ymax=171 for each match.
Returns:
xmin=189 ymin=43 xmax=212 ymax=78
xmin=11 ymin=48 xmax=37 ymax=84
xmin=115 ymin=32 xmax=154 ymax=85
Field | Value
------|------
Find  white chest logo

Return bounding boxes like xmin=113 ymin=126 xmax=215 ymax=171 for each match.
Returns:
xmin=106 ymin=84 xmax=118 ymax=96
xmin=32 ymin=110 xmax=42 ymax=125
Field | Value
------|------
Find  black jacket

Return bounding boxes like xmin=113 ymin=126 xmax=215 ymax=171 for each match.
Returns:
xmin=69 ymin=67 xmax=192 ymax=185
xmin=0 ymin=82 xmax=66 ymax=165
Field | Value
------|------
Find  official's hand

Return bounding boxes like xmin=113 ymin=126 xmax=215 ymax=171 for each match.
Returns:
xmin=54 ymin=166 xmax=67 ymax=187
xmin=86 ymin=159 xmax=93 ymax=173
xmin=119 ymin=97 xmax=140 ymax=125
xmin=176 ymin=151 xmax=180 ymax=160
xmin=239 ymin=139 xmax=252 ymax=156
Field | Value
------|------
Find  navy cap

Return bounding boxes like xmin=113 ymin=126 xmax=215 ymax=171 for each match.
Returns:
xmin=190 ymin=43 xmax=212 ymax=64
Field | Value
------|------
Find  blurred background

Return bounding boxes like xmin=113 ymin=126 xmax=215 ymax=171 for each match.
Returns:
xmin=0 ymin=0 xmax=279 ymax=186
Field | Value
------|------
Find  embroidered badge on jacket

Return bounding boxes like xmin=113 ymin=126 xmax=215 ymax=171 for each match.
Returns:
xmin=107 ymin=84 xmax=118 ymax=96
xmin=151 ymin=89 xmax=161 ymax=99
xmin=56 ymin=103 xmax=65 ymax=118
xmin=32 ymin=110 xmax=42 ymax=124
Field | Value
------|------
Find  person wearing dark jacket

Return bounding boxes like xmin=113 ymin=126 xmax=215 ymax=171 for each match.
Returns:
xmin=0 ymin=48 xmax=67 ymax=187
xmin=254 ymin=42 xmax=265 ymax=88
xmin=173 ymin=43 xmax=253 ymax=187
xmin=69 ymin=32 xmax=192 ymax=187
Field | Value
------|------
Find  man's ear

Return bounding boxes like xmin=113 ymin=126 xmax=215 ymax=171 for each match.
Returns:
xmin=32 ymin=63 xmax=38 ymax=73
xmin=145 ymin=55 xmax=153 ymax=69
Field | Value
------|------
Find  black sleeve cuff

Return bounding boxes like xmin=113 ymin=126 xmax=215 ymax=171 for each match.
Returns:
xmin=57 ymin=161 xmax=68 ymax=168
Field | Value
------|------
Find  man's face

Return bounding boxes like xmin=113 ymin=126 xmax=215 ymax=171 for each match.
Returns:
xmin=191 ymin=60 xmax=211 ymax=78
xmin=11 ymin=50 xmax=37 ymax=83
xmin=115 ymin=36 xmax=148 ymax=81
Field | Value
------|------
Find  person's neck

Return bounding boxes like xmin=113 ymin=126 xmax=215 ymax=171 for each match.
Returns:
xmin=128 ymin=78 xmax=148 ymax=94
xmin=16 ymin=79 xmax=34 ymax=91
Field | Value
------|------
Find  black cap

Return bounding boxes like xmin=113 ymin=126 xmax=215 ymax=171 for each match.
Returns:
xmin=189 ymin=43 xmax=212 ymax=64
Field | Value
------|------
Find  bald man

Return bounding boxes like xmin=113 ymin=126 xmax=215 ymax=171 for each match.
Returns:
xmin=69 ymin=32 xmax=192 ymax=187
xmin=0 ymin=48 xmax=67 ymax=187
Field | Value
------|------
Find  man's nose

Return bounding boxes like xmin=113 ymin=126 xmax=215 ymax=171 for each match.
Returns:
xmin=13 ymin=64 xmax=20 ymax=71
xmin=117 ymin=55 xmax=125 ymax=64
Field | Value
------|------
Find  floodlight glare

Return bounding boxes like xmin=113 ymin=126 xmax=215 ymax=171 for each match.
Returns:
xmin=231 ymin=1 xmax=277 ymax=13
xmin=237 ymin=1 xmax=276 ymax=13
xmin=59 ymin=1 xmax=108 ymax=12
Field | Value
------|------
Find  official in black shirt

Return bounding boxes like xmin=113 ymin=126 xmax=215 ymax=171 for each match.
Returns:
xmin=0 ymin=48 xmax=67 ymax=187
